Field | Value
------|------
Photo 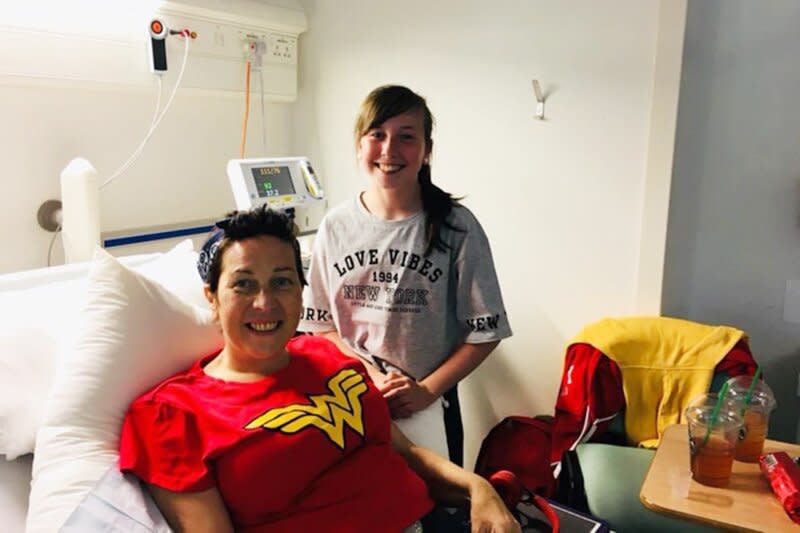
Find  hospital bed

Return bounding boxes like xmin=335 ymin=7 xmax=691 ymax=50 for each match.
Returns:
xmin=0 ymin=156 xmax=329 ymax=531
xmin=0 ymin=239 xmax=212 ymax=532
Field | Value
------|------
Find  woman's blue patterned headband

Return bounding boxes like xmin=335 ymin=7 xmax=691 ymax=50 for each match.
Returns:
xmin=196 ymin=218 xmax=230 ymax=284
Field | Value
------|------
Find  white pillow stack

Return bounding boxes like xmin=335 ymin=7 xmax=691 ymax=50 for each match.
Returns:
xmin=22 ymin=245 xmax=223 ymax=532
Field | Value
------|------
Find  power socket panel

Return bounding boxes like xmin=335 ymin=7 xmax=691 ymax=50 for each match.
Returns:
xmin=158 ymin=12 xmax=297 ymax=66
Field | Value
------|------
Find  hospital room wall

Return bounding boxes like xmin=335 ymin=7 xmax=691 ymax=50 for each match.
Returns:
xmin=292 ymin=0 xmax=686 ymax=466
xmin=0 ymin=86 xmax=294 ymax=271
xmin=663 ymin=0 xmax=800 ymax=442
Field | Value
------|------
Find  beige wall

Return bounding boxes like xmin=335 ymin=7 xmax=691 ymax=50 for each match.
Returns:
xmin=292 ymin=0 xmax=686 ymax=466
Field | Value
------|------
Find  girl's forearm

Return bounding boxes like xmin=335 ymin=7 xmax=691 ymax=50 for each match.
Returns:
xmin=420 ymin=340 xmax=499 ymax=398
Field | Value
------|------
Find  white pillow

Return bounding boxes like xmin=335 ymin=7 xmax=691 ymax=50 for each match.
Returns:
xmin=0 ymin=239 xmax=206 ymax=460
xmin=26 ymin=247 xmax=223 ymax=533
xmin=134 ymin=239 xmax=209 ymax=309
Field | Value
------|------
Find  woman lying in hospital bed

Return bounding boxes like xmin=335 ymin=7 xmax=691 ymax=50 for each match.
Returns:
xmin=116 ymin=206 xmax=518 ymax=532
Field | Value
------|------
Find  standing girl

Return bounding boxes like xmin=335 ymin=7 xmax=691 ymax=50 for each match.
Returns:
xmin=300 ymin=85 xmax=512 ymax=465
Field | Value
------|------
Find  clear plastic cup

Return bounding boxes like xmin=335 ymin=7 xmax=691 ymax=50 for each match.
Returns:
xmin=725 ymin=375 xmax=777 ymax=462
xmin=684 ymin=393 xmax=743 ymax=487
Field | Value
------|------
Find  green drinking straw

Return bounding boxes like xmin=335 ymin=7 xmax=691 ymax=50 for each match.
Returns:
xmin=703 ymin=381 xmax=729 ymax=447
xmin=743 ymin=366 xmax=762 ymax=408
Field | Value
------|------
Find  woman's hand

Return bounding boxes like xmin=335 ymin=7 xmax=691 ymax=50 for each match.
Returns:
xmin=379 ymin=373 xmax=436 ymax=418
xmin=468 ymin=478 xmax=521 ymax=533
xmin=390 ymin=426 xmax=519 ymax=532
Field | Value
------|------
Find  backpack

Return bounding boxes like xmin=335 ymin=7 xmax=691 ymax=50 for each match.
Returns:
xmin=474 ymin=416 xmax=557 ymax=497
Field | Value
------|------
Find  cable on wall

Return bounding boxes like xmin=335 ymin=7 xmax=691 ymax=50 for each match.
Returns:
xmin=102 ymin=30 xmax=192 ymax=189
xmin=240 ymin=60 xmax=251 ymax=158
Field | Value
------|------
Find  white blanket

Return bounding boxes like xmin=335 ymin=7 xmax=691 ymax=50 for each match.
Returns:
xmin=60 ymin=467 xmax=171 ymax=533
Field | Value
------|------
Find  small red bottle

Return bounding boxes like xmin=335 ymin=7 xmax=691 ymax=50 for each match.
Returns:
xmin=759 ymin=451 xmax=800 ymax=524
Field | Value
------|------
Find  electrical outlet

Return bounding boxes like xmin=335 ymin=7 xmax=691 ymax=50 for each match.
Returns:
xmin=268 ymin=33 xmax=297 ymax=64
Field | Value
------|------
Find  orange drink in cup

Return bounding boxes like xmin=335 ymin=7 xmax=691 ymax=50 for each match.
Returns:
xmin=690 ymin=434 xmax=737 ymax=487
xmin=726 ymin=375 xmax=776 ymax=463
xmin=685 ymin=393 xmax=743 ymax=487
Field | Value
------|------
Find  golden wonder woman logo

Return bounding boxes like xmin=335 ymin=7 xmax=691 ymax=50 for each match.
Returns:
xmin=244 ymin=369 xmax=368 ymax=449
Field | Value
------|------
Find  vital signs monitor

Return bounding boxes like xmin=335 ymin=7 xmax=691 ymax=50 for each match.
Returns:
xmin=227 ymin=157 xmax=324 ymax=212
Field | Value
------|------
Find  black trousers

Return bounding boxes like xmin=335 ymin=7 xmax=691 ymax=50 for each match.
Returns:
xmin=443 ymin=385 xmax=463 ymax=467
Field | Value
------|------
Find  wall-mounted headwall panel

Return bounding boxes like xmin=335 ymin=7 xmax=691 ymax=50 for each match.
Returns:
xmin=0 ymin=0 xmax=307 ymax=101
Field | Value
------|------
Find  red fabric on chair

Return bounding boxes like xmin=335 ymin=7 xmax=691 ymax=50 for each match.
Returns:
xmin=550 ymin=344 xmax=624 ymax=467
xmin=715 ymin=339 xmax=758 ymax=378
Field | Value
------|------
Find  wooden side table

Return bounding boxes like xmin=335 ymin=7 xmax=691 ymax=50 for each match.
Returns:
xmin=640 ymin=423 xmax=800 ymax=532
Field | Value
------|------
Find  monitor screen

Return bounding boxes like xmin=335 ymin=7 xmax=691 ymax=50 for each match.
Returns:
xmin=251 ymin=165 xmax=295 ymax=198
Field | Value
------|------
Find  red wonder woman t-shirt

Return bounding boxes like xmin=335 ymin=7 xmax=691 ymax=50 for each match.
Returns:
xmin=119 ymin=335 xmax=432 ymax=532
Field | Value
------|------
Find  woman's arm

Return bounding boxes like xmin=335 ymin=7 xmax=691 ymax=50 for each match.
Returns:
xmin=390 ymin=425 xmax=519 ymax=532
xmin=382 ymin=340 xmax=500 ymax=417
xmin=147 ymin=484 xmax=234 ymax=533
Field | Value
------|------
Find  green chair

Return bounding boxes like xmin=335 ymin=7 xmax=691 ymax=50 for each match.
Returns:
xmin=563 ymin=374 xmax=731 ymax=532
xmin=575 ymin=444 xmax=720 ymax=532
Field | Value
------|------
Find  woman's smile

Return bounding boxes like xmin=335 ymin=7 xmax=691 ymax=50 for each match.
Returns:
xmin=246 ymin=320 xmax=281 ymax=333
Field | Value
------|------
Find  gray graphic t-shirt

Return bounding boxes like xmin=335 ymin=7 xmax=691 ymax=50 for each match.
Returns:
xmin=300 ymin=195 xmax=512 ymax=380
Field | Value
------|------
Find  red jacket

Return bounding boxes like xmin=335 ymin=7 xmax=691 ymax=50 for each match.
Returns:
xmin=550 ymin=339 xmax=756 ymax=477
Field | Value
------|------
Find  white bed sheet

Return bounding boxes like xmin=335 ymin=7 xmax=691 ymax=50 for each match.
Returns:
xmin=0 ymin=455 xmax=33 ymax=533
